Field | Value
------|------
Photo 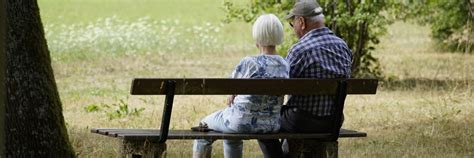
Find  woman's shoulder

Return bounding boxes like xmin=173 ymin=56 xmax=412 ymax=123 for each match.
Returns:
xmin=238 ymin=54 xmax=288 ymax=67
xmin=262 ymin=55 xmax=289 ymax=65
xmin=236 ymin=56 xmax=256 ymax=67
xmin=251 ymin=54 xmax=286 ymax=61
xmin=238 ymin=55 xmax=266 ymax=65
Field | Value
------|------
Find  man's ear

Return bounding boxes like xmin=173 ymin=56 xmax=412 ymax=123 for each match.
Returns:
xmin=300 ymin=17 xmax=306 ymax=30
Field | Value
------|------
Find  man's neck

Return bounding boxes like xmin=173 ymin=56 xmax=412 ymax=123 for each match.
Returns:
xmin=302 ymin=23 xmax=325 ymax=37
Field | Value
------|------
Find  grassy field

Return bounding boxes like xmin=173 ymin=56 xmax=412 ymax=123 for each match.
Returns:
xmin=39 ymin=0 xmax=473 ymax=157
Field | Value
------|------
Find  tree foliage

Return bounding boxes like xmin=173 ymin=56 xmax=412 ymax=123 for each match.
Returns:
xmin=223 ymin=0 xmax=403 ymax=78
xmin=402 ymin=0 xmax=473 ymax=53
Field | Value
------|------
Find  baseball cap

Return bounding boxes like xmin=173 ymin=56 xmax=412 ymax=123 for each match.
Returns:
xmin=285 ymin=0 xmax=323 ymax=19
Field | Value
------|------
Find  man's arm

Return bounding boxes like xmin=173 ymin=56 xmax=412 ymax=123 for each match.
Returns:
xmin=285 ymin=49 xmax=306 ymax=78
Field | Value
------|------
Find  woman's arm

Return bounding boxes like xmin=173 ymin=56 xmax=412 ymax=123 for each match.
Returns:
xmin=227 ymin=57 xmax=256 ymax=107
xmin=226 ymin=95 xmax=236 ymax=107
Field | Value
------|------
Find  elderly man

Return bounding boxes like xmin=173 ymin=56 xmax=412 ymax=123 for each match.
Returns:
xmin=258 ymin=0 xmax=353 ymax=157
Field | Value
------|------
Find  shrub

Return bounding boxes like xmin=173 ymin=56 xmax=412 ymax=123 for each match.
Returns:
xmin=401 ymin=0 xmax=473 ymax=53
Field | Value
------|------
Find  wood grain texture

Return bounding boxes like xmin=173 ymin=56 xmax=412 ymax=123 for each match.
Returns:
xmin=92 ymin=128 xmax=366 ymax=140
xmin=131 ymin=78 xmax=378 ymax=95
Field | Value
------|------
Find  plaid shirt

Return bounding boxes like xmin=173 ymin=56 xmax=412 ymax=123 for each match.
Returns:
xmin=285 ymin=27 xmax=352 ymax=117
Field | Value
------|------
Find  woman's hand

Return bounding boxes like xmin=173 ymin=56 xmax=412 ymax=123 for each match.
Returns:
xmin=227 ymin=95 xmax=236 ymax=107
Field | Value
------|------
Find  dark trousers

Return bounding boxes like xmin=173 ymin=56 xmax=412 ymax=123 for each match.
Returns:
xmin=258 ymin=106 xmax=339 ymax=158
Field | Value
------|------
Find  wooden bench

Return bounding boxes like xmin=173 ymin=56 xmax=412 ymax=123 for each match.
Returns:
xmin=91 ymin=78 xmax=378 ymax=157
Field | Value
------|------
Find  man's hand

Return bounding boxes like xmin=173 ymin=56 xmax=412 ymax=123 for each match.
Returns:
xmin=227 ymin=95 xmax=236 ymax=107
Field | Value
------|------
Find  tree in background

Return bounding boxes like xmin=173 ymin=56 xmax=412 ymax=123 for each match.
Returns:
xmin=403 ymin=0 xmax=473 ymax=53
xmin=224 ymin=0 xmax=404 ymax=78
xmin=6 ymin=0 xmax=75 ymax=156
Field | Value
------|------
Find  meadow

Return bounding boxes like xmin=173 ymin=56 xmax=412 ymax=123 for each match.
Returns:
xmin=38 ymin=0 xmax=473 ymax=157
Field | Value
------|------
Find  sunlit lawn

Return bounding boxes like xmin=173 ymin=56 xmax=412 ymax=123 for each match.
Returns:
xmin=39 ymin=0 xmax=474 ymax=157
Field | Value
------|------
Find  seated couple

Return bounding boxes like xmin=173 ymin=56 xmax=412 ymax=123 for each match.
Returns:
xmin=193 ymin=1 xmax=353 ymax=158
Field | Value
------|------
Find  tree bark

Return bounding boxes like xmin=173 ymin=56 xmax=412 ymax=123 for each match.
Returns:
xmin=1 ymin=0 xmax=6 ymax=156
xmin=351 ymin=21 xmax=368 ymax=74
xmin=469 ymin=0 xmax=473 ymax=53
xmin=5 ymin=0 xmax=75 ymax=157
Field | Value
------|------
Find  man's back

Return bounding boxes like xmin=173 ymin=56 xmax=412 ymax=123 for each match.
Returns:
xmin=285 ymin=27 xmax=352 ymax=117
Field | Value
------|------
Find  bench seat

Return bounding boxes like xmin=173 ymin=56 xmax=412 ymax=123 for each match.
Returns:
xmin=91 ymin=128 xmax=366 ymax=141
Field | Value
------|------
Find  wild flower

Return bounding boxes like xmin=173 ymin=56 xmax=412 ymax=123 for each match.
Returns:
xmin=44 ymin=16 xmax=224 ymax=60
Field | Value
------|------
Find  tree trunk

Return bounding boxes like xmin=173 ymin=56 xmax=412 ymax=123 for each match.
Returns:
xmin=1 ymin=0 xmax=6 ymax=156
xmin=5 ymin=0 xmax=75 ymax=157
xmin=469 ymin=0 xmax=473 ymax=53
xmin=351 ymin=21 xmax=368 ymax=74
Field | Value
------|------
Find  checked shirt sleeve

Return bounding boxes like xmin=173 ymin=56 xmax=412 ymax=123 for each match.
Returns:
xmin=285 ymin=48 xmax=306 ymax=78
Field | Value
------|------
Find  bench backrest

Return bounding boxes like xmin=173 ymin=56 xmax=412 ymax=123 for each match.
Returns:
xmin=130 ymin=78 xmax=378 ymax=143
xmin=131 ymin=78 xmax=378 ymax=95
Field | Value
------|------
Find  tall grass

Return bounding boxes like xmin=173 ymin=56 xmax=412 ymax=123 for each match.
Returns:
xmin=375 ymin=22 xmax=474 ymax=80
xmin=45 ymin=16 xmax=224 ymax=61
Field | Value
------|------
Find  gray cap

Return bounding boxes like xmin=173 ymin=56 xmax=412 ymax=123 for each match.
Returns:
xmin=285 ymin=0 xmax=323 ymax=19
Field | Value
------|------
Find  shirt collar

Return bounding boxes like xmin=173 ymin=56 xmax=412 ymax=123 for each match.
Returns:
xmin=299 ymin=27 xmax=333 ymax=41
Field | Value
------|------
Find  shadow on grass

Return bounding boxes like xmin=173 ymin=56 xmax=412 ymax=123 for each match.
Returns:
xmin=341 ymin=118 xmax=474 ymax=157
xmin=380 ymin=78 xmax=473 ymax=91
xmin=70 ymin=118 xmax=474 ymax=157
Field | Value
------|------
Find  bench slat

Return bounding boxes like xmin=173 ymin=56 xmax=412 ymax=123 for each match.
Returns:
xmin=91 ymin=128 xmax=366 ymax=140
xmin=131 ymin=78 xmax=378 ymax=95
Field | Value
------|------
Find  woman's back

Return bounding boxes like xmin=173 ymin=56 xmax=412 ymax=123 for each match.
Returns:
xmin=222 ymin=54 xmax=289 ymax=133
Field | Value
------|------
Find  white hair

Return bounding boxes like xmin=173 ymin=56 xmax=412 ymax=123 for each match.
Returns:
xmin=252 ymin=14 xmax=284 ymax=46
xmin=306 ymin=14 xmax=325 ymax=24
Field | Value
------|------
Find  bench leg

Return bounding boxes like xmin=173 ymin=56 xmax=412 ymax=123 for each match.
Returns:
xmin=121 ymin=139 xmax=167 ymax=158
xmin=325 ymin=141 xmax=338 ymax=158
xmin=286 ymin=139 xmax=338 ymax=158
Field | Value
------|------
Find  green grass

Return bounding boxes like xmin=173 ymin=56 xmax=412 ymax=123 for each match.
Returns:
xmin=376 ymin=22 xmax=474 ymax=80
xmin=38 ymin=0 xmax=474 ymax=157
xmin=39 ymin=0 xmax=241 ymax=24
xmin=39 ymin=0 xmax=253 ymax=56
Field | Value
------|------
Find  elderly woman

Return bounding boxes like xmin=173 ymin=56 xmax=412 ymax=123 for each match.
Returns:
xmin=192 ymin=14 xmax=289 ymax=158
